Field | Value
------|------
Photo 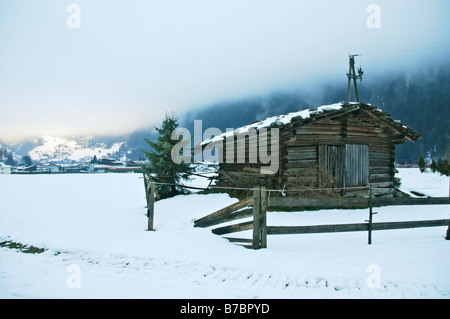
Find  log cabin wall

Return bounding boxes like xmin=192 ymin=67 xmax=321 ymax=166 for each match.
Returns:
xmin=213 ymin=104 xmax=418 ymax=198
xmin=279 ymin=110 xmax=398 ymax=197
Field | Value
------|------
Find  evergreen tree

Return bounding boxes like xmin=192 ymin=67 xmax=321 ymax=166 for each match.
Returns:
xmin=418 ymin=155 xmax=426 ymax=173
xmin=430 ymin=158 xmax=437 ymax=173
xmin=22 ymin=155 xmax=32 ymax=166
xmin=442 ymin=158 xmax=449 ymax=176
xmin=5 ymin=153 xmax=16 ymax=166
xmin=437 ymin=157 xmax=443 ymax=174
xmin=142 ymin=113 xmax=193 ymax=199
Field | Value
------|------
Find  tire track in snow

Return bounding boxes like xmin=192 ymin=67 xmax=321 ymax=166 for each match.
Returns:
xmin=2 ymin=244 xmax=449 ymax=298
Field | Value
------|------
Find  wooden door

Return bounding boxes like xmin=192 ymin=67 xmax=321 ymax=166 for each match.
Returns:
xmin=319 ymin=144 xmax=369 ymax=188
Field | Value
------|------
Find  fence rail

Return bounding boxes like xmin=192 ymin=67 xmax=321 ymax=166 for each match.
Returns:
xmin=268 ymin=219 xmax=450 ymax=235
xmin=268 ymin=196 xmax=450 ymax=208
xmin=194 ymin=197 xmax=253 ymax=228
xmin=193 ymin=188 xmax=450 ymax=249
xmin=144 ymin=174 xmax=450 ymax=248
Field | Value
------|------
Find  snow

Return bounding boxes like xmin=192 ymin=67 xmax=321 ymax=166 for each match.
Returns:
xmin=397 ymin=168 xmax=449 ymax=197
xmin=0 ymin=169 xmax=449 ymax=299
xmin=28 ymin=136 xmax=124 ymax=162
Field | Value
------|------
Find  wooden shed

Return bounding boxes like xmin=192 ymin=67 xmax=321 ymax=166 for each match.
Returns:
xmin=201 ymin=102 xmax=420 ymax=198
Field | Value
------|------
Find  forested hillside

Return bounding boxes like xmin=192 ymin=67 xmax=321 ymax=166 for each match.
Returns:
xmin=180 ymin=64 xmax=450 ymax=163
xmin=7 ymin=65 xmax=446 ymax=164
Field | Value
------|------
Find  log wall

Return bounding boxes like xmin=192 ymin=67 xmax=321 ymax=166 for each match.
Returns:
xmin=215 ymin=109 xmax=405 ymax=198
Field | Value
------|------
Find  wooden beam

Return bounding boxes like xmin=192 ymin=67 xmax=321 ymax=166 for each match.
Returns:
xmin=223 ymin=237 xmax=253 ymax=243
xmin=252 ymin=188 xmax=261 ymax=248
xmin=267 ymin=219 xmax=450 ymax=235
xmin=212 ymin=221 xmax=253 ymax=235
xmin=194 ymin=197 xmax=253 ymax=227
xmin=260 ymin=187 xmax=268 ymax=249
xmin=194 ymin=208 xmax=253 ymax=228
xmin=147 ymin=182 xmax=155 ymax=231
xmin=268 ymin=196 xmax=450 ymax=208
xmin=360 ymin=108 xmax=419 ymax=142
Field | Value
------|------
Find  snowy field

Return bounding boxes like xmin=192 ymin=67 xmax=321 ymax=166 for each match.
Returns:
xmin=0 ymin=169 xmax=449 ymax=299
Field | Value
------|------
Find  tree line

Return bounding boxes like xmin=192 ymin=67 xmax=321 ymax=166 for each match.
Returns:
xmin=0 ymin=148 xmax=32 ymax=166
xmin=419 ymin=155 xmax=450 ymax=176
xmin=181 ymin=63 xmax=450 ymax=163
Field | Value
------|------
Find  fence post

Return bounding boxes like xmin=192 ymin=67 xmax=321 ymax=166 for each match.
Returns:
xmin=252 ymin=187 xmax=268 ymax=249
xmin=261 ymin=186 xmax=268 ymax=249
xmin=446 ymin=223 xmax=450 ymax=240
xmin=367 ymin=186 xmax=377 ymax=245
xmin=252 ymin=187 xmax=261 ymax=249
xmin=143 ymin=173 xmax=148 ymax=195
xmin=147 ymin=182 xmax=155 ymax=231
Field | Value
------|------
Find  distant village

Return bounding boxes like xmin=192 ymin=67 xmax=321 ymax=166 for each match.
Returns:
xmin=0 ymin=156 xmax=149 ymax=175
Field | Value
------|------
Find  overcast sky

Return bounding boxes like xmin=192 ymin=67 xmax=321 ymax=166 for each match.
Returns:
xmin=0 ymin=0 xmax=449 ymax=142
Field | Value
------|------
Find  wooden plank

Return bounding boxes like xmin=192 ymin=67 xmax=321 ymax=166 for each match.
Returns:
xmin=268 ymin=223 xmax=368 ymax=235
xmin=371 ymin=219 xmax=450 ymax=231
xmin=347 ymin=126 xmax=385 ymax=133
xmin=194 ymin=208 xmax=253 ymax=228
xmin=147 ymin=182 xmax=155 ymax=231
xmin=212 ymin=221 xmax=254 ymax=235
xmin=252 ymin=188 xmax=261 ymax=248
xmin=370 ymin=146 xmax=393 ymax=154
xmin=223 ymin=237 xmax=253 ymax=243
xmin=242 ymin=167 xmax=261 ymax=174
xmin=260 ymin=187 xmax=268 ymax=249
xmin=294 ymin=127 xmax=342 ymax=135
xmin=267 ymin=219 xmax=450 ymax=235
xmin=194 ymin=197 xmax=253 ymax=227
xmin=369 ymin=173 xmax=392 ymax=181
xmin=268 ymin=196 xmax=450 ymax=208
xmin=285 ymin=176 xmax=317 ymax=184
xmin=370 ymin=181 xmax=394 ymax=188
xmin=346 ymin=131 xmax=390 ymax=138
xmin=370 ymin=167 xmax=392 ymax=174
xmin=345 ymin=144 xmax=369 ymax=187
xmin=369 ymin=159 xmax=392 ymax=167
xmin=269 ymin=197 xmax=368 ymax=208
xmin=285 ymin=152 xmax=317 ymax=160
xmin=284 ymin=167 xmax=318 ymax=174
xmin=285 ymin=160 xmax=318 ymax=168
xmin=287 ymin=146 xmax=317 ymax=153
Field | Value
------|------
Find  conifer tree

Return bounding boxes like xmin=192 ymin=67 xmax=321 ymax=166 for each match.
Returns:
xmin=442 ymin=158 xmax=449 ymax=176
xmin=5 ymin=153 xmax=16 ymax=166
xmin=142 ymin=112 xmax=193 ymax=199
xmin=418 ymin=155 xmax=426 ymax=173
xmin=430 ymin=158 xmax=437 ymax=173
xmin=437 ymin=157 xmax=443 ymax=174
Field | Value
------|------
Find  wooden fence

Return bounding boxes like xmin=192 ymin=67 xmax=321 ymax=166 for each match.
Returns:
xmin=194 ymin=188 xmax=450 ymax=249
xmin=143 ymin=175 xmax=156 ymax=231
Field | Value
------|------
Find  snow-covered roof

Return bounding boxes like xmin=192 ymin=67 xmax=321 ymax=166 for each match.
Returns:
xmin=200 ymin=101 xmax=419 ymax=146
xmin=201 ymin=102 xmax=357 ymax=145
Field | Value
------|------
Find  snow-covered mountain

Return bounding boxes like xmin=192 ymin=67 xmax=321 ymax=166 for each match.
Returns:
xmin=27 ymin=136 xmax=126 ymax=162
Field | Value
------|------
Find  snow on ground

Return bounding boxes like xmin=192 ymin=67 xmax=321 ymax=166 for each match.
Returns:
xmin=0 ymin=169 xmax=449 ymax=299
xmin=397 ymin=168 xmax=449 ymax=197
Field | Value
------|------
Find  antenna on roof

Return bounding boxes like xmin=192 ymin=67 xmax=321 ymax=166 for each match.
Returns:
xmin=346 ymin=54 xmax=364 ymax=102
